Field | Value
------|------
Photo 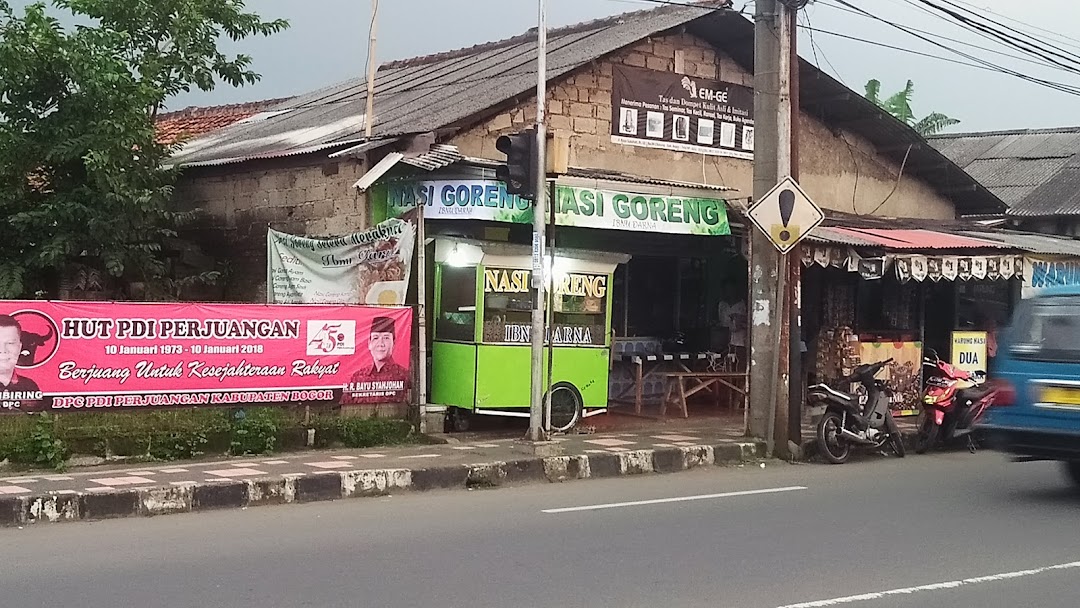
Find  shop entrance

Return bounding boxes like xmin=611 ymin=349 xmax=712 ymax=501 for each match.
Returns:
xmin=559 ymin=228 xmax=750 ymax=422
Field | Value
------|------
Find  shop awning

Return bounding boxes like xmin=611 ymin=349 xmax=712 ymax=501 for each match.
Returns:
xmin=809 ymin=227 xmax=1009 ymax=250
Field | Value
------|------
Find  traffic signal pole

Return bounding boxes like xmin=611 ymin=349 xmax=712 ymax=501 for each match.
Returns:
xmin=528 ymin=0 xmax=548 ymax=442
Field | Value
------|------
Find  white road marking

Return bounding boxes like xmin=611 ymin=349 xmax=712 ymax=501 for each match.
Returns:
xmin=777 ymin=560 xmax=1080 ymax=608
xmin=542 ymin=486 xmax=807 ymax=514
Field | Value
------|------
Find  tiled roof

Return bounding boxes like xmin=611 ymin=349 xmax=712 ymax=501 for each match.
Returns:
xmin=156 ymin=99 xmax=293 ymax=145
xmin=929 ymin=127 xmax=1080 ymax=217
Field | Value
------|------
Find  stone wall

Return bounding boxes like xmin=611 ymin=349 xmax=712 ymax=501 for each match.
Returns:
xmin=174 ymin=156 xmax=367 ymax=301
xmin=452 ymin=32 xmax=957 ymax=220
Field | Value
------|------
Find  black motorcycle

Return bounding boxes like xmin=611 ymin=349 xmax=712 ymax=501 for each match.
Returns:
xmin=808 ymin=359 xmax=906 ymax=464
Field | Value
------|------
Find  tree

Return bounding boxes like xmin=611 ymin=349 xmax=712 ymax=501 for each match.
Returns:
xmin=0 ymin=1 xmax=287 ymax=298
xmin=864 ymin=79 xmax=960 ymax=137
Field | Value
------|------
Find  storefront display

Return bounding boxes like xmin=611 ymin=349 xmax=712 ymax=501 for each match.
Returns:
xmin=429 ymin=238 xmax=627 ymax=430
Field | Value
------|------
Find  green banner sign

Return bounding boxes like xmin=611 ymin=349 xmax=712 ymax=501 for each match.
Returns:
xmin=383 ymin=179 xmax=729 ymax=236
xmin=554 ymin=185 xmax=729 ymax=236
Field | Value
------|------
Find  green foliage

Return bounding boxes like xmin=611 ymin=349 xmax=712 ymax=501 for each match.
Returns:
xmin=0 ymin=0 xmax=288 ymax=297
xmin=9 ymin=414 xmax=69 ymax=470
xmin=228 ymin=408 xmax=288 ymax=456
xmin=864 ymin=79 xmax=960 ymax=136
xmin=311 ymin=416 xmax=415 ymax=449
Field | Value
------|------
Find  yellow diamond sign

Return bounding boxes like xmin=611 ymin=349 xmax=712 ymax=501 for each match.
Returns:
xmin=747 ymin=176 xmax=824 ymax=254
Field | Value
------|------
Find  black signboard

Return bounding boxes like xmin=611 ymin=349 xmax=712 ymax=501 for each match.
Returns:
xmin=610 ymin=65 xmax=755 ymax=159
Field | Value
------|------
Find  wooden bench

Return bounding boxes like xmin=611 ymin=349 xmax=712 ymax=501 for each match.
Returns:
xmin=660 ymin=372 xmax=749 ymax=418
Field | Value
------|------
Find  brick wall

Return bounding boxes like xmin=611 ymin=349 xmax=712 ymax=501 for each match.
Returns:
xmin=452 ymin=32 xmax=956 ymax=220
xmin=174 ymin=156 xmax=367 ymax=302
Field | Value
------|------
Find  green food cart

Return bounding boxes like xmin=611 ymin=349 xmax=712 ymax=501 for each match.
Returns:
xmin=430 ymin=237 xmax=628 ymax=431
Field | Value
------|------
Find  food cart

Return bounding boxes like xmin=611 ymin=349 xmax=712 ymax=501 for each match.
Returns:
xmin=430 ymin=237 xmax=628 ymax=431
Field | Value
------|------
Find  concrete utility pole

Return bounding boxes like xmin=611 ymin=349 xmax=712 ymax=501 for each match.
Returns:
xmin=364 ymin=0 xmax=379 ymax=138
xmin=528 ymin=0 xmax=549 ymax=443
xmin=750 ymin=0 xmax=800 ymax=456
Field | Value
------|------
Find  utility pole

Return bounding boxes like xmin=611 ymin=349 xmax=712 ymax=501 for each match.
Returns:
xmin=750 ymin=0 xmax=799 ymax=456
xmin=528 ymin=0 xmax=548 ymax=443
xmin=364 ymin=0 xmax=379 ymax=138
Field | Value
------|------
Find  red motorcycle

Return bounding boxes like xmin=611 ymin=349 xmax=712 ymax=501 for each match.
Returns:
xmin=916 ymin=349 xmax=996 ymax=454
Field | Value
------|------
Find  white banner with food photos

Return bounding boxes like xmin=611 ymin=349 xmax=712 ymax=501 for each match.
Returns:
xmin=267 ymin=218 xmax=416 ymax=305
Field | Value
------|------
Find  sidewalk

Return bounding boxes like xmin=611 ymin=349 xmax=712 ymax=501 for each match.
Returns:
xmin=0 ymin=418 xmax=764 ymax=527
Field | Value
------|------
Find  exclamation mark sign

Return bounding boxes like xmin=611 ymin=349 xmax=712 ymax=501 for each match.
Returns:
xmin=778 ymin=189 xmax=795 ymax=242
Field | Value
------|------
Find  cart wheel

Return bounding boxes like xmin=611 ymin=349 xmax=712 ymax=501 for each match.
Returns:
xmin=546 ymin=382 xmax=583 ymax=433
xmin=447 ymin=407 xmax=471 ymax=433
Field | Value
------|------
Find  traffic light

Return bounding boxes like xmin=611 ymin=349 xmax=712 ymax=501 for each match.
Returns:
xmin=496 ymin=128 xmax=538 ymax=200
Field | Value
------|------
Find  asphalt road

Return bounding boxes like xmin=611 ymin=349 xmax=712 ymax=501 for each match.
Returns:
xmin=2 ymin=451 xmax=1079 ymax=608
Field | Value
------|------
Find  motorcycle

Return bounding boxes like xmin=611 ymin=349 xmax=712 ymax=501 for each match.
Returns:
xmin=808 ymin=359 xmax=906 ymax=464
xmin=915 ymin=349 xmax=996 ymax=454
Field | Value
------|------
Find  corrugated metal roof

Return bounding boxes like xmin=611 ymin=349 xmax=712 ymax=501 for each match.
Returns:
xmin=401 ymin=144 xmax=464 ymax=171
xmin=814 ymin=227 xmax=1008 ymax=250
xmin=930 ymin=127 xmax=1080 ymax=217
xmin=171 ymin=2 xmax=721 ymax=167
xmin=960 ymin=230 xmax=1080 ymax=256
xmin=166 ymin=4 xmax=1003 ymax=215
xmin=807 ymin=226 xmax=881 ymax=247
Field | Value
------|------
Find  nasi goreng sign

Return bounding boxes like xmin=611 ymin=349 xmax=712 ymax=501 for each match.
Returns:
xmin=0 ymin=302 xmax=412 ymax=413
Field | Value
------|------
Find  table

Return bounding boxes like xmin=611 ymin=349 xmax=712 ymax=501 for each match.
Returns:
xmin=609 ymin=352 xmax=726 ymax=415
xmin=660 ymin=371 xmax=749 ymax=419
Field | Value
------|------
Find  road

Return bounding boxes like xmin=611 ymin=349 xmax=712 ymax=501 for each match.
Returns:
xmin=2 ymin=451 xmax=1079 ymax=608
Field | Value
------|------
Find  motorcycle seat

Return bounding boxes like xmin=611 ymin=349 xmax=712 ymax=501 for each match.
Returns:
xmin=959 ymin=385 xmax=993 ymax=401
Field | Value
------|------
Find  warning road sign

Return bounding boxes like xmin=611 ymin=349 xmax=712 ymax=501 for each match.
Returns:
xmin=746 ymin=176 xmax=824 ymax=254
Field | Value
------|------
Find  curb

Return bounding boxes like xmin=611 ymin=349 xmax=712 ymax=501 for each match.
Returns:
xmin=0 ymin=441 xmax=764 ymax=527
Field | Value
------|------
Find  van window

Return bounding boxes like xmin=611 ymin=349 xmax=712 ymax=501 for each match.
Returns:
xmin=1011 ymin=295 xmax=1080 ymax=362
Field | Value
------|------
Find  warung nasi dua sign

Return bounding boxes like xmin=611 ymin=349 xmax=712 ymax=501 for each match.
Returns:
xmin=0 ymin=302 xmax=413 ymax=413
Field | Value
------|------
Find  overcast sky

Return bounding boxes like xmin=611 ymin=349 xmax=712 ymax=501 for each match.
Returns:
xmin=14 ymin=0 xmax=1080 ymax=132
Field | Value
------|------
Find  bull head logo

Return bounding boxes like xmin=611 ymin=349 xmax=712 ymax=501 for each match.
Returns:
xmin=19 ymin=324 xmax=54 ymax=367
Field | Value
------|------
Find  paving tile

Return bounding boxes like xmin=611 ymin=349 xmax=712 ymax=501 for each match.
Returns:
xmin=451 ymin=446 xmax=478 ymax=451
xmin=125 ymin=471 xmax=154 ymax=476
xmin=584 ymin=438 xmax=637 ymax=447
xmin=306 ymin=461 xmax=352 ymax=469
xmin=398 ymin=454 xmax=441 ymax=460
xmin=90 ymin=476 xmax=155 ymax=487
xmin=262 ymin=460 xmax=289 ymax=465
xmin=331 ymin=456 xmax=358 ymax=461
xmin=652 ymin=434 xmax=700 ymax=442
xmin=204 ymin=468 xmax=267 ymax=478
xmin=160 ymin=468 xmax=189 ymax=474
xmin=605 ymin=447 xmax=631 ymax=452
xmin=170 ymin=481 xmax=197 ymax=486
xmin=43 ymin=475 xmax=74 ymax=481
xmin=0 ymin=485 xmax=31 ymax=495
xmin=359 ymin=454 xmax=387 ymax=459
xmin=1 ymin=477 xmax=37 ymax=483
xmin=472 ymin=444 xmax=499 ymax=448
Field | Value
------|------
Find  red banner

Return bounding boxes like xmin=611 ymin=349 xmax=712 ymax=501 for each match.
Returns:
xmin=0 ymin=301 xmax=413 ymax=413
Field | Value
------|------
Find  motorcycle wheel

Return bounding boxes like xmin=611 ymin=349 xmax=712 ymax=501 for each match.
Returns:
xmin=817 ymin=411 xmax=851 ymax=464
xmin=887 ymin=415 xmax=906 ymax=458
xmin=914 ymin=409 xmax=939 ymax=455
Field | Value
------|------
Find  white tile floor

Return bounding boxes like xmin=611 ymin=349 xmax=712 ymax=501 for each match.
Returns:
xmin=89 ymin=476 xmax=155 ymax=487
xmin=204 ymin=468 xmax=267 ymax=478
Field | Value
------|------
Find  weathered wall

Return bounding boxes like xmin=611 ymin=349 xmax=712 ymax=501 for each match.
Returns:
xmin=174 ymin=156 xmax=367 ymax=301
xmin=452 ymin=32 xmax=956 ymax=220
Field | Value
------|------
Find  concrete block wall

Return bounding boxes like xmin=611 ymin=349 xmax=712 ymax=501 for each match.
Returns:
xmin=452 ymin=31 xmax=956 ymax=220
xmin=174 ymin=157 xmax=367 ymax=301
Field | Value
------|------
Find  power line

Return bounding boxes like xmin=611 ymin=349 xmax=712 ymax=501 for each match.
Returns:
xmin=816 ymin=0 xmax=1079 ymax=75
xmin=829 ymin=0 xmax=1080 ymax=96
xmin=946 ymin=0 xmax=1080 ymax=53
xmin=910 ymin=0 xmax=1080 ymax=76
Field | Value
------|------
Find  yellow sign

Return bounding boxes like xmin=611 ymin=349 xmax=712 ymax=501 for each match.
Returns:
xmin=951 ymin=331 xmax=988 ymax=373
xmin=1040 ymin=386 xmax=1080 ymax=407
xmin=484 ymin=268 xmax=607 ymax=298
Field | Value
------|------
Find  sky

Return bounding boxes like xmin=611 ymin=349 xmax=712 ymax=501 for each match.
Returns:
xmin=12 ymin=0 xmax=1080 ymax=132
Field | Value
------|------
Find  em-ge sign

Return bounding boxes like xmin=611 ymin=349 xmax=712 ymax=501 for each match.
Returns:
xmin=746 ymin=176 xmax=824 ymax=254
